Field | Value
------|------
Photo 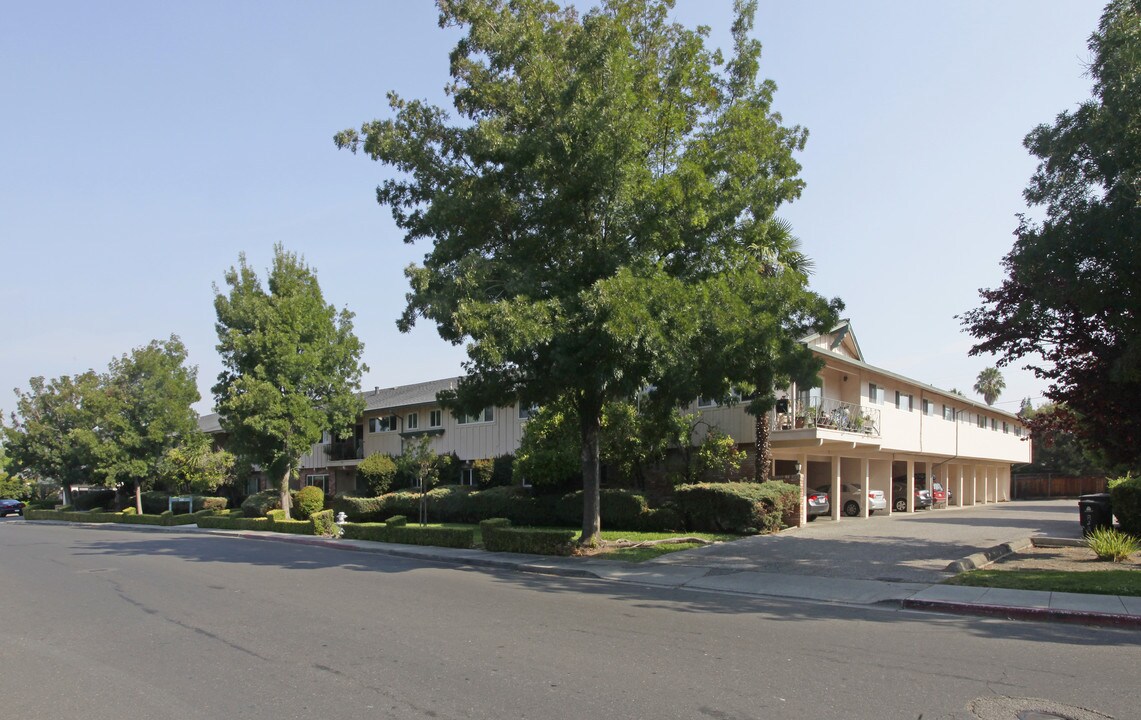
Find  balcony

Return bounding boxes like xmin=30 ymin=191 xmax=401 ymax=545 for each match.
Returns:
xmin=773 ymin=397 xmax=881 ymax=438
xmin=324 ymin=439 xmax=364 ymax=462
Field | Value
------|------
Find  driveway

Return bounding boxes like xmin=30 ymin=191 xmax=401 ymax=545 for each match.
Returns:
xmin=650 ymin=499 xmax=1082 ymax=583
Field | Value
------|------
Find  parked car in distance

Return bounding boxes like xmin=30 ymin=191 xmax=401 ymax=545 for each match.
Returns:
xmin=931 ymin=481 xmax=948 ymax=505
xmin=817 ymin=483 xmax=887 ymax=517
xmin=0 ymin=499 xmax=26 ymax=517
xmin=891 ymin=478 xmax=933 ymax=512
xmin=805 ymin=488 xmax=830 ymax=521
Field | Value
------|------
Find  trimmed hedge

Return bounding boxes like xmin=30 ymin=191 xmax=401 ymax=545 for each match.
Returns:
xmin=311 ymin=509 xmax=337 ymax=537
xmin=479 ymin=518 xmax=575 ymax=555
xmin=23 ymin=508 xmax=215 ymax=527
xmin=293 ymin=486 xmax=325 ymax=520
xmin=674 ymin=481 xmax=800 ymax=534
xmin=196 ymin=515 xmax=272 ymax=531
xmin=266 ymin=509 xmax=314 ymax=535
xmin=72 ymin=489 xmax=116 ymax=511
xmin=141 ymin=492 xmax=229 ymax=515
xmin=1109 ymin=474 xmax=1141 ymax=535
xmin=241 ymin=489 xmax=283 ymax=517
xmin=340 ymin=522 xmax=476 ymax=549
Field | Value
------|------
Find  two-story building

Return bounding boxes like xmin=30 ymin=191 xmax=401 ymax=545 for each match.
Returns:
xmin=201 ymin=320 xmax=1031 ymax=521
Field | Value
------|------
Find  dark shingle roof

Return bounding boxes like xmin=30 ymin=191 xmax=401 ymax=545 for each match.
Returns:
xmin=362 ymin=376 xmax=460 ymax=412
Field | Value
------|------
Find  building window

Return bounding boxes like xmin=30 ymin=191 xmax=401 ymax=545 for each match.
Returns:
xmin=921 ymin=399 xmax=934 ymax=416
xmin=460 ymin=468 xmax=476 ymax=486
xmin=1002 ymin=421 xmax=1009 ymax=434
xmin=369 ymin=416 xmax=397 ymax=433
xmin=991 ymin=418 xmax=998 ymax=431
xmin=1015 ymin=425 xmax=1023 ymax=437
xmin=457 ymin=408 xmax=494 ymax=424
xmin=407 ymin=413 xmax=418 ymax=430
xmin=306 ymin=474 xmax=329 ymax=493
xmin=429 ymin=410 xmax=442 ymax=428
xmin=868 ymin=383 xmax=884 ymax=405
xmin=942 ymin=405 xmax=955 ymax=421
xmin=697 ymin=396 xmax=716 ymax=408
xmin=519 ymin=404 xmax=538 ymax=420
xmin=977 ymin=414 xmax=986 ymax=429
xmin=895 ymin=391 xmax=912 ymax=412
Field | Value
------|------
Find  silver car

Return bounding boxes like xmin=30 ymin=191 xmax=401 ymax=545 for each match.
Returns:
xmin=831 ymin=483 xmax=887 ymax=517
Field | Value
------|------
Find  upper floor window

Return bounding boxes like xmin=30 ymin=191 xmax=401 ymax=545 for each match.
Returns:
xmin=895 ymin=391 xmax=912 ymax=412
xmin=457 ymin=407 xmax=494 ymax=424
xmin=976 ymin=415 xmax=986 ymax=429
xmin=429 ymin=410 xmax=442 ymax=428
xmin=320 ymin=430 xmax=332 ymax=444
xmin=697 ymin=396 xmax=716 ymax=408
xmin=991 ymin=418 xmax=998 ymax=431
xmin=1002 ymin=421 xmax=1009 ymax=434
xmin=406 ymin=413 xmax=418 ymax=430
xmin=921 ymin=399 xmax=934 ymax=416
xmin=519 ymin=404 xmax=538 ymax=420
xmin=368 ymin=416 xmax=397 ymax=433
xmin=868 ymin=383 xmax=884 ymax=405
xmin=1015 ymin=425 xmax=1023 ymax=437
xmin=942 ymin=405 xmax=955 ymax=421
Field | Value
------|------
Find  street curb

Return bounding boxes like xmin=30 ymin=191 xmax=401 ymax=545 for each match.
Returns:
xmin=901 ymin=598 xmax=1141 ymax=630
xmin=1032 ymin=536 xmax=1088 ymax=548
xmin=945 ymin=537 xmax=1033 ymax=573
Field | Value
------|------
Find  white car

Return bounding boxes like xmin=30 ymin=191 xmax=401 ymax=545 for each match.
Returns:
xmin=837 ymin=483 xmax=886 ymax=517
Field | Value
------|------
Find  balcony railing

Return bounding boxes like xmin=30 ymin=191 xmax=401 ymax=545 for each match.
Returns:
xmin=773 ymin=397 xmax=881 ymax=438
xmin=324 ymin=439 xmax=364 ymax=462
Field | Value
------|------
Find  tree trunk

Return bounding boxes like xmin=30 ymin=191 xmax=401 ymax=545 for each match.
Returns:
xmin=754 ymin=412 xmax=771 ymax=482
xmin=279 ymin=464 xmax=292 ymax=520
xmin=134 ymin=480 xmax=143 ymax=515
xmin=579 ymin=404 xmax=602 ymax=546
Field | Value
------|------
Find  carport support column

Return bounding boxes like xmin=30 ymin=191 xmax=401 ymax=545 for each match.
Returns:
xmin=906 ymin=459 xmax=915 ymax=512
xmin=798 ymin=453 xmax=809 ymax=526
xmin=955 ymin=465 xmax=964 ymax=507
xmin=861 ymin=458 xmax=871 ymax=517
xmin=832 ymin=455 xmax=842 ymax=521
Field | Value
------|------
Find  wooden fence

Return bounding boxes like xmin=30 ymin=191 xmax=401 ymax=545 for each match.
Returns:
xmin=1012 ymin=474 xmax=1107 ymax=499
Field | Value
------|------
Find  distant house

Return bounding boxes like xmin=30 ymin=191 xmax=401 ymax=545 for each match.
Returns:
xmin=200 ymin=320 xmax=1030 ymax=520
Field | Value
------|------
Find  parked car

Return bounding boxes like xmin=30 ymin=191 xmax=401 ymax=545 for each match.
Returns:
xmin=931 ymin=481 xmax=948 ymax=505
xmin=805 ymin=488 xmax=830 ymax=521
xmin=0 ymin=499 xmax=26 ymax=517
xmin=891 ymin=478 xmax=933 ymax=512
xmin=836 ymin=483 xmax=887 ymax=517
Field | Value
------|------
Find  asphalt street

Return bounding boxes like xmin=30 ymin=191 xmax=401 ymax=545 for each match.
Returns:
xmin=2 ymin=520 xmax=1136 ymax=720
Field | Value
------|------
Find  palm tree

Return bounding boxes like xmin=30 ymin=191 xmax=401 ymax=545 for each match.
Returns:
xmin=748 ymin=218 xmax=813 ymax=482
xmin=974 ymin=367 xmax=1006 ymax=406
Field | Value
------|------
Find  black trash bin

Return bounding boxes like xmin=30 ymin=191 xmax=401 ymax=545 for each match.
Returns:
xmin=1078 ymin=493 xmax=1113 ymax=536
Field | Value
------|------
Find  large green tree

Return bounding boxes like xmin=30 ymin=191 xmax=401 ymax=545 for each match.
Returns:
xmin=213 ymin=245 xmax=366 ymax=519
xmin=338 ymin=0 xmax=835 ymax=543
xmin=94 ymin=336 xmax=201 ymax=514
xmin=3 ymin=371 xmax=102 ymax=506
xmin=961 ymin=0 xmax=1141 ymax=470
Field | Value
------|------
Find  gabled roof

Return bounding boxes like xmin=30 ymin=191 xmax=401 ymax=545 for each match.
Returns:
xmin=197 ymin=413 xmax=222 ymax=434
xmin=801 ymin=319 xmax=865 ymax=362
xmin=362 ymin=376 xmax=461 ymax=412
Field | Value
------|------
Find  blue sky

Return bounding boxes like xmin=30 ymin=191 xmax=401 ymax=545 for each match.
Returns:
xmin=0 ymin=1 xmax=1103 ymax=416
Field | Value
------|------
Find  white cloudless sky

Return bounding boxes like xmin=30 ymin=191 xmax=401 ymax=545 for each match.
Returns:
xmin=0 ymin=1 xmax=1104 ymax=416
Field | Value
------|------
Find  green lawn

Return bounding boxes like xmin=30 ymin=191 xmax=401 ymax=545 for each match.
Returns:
xmin=409 ymin=524 xmax=736 ymax=561
xmin=944 ymin=568 xmax=1141 ymax=597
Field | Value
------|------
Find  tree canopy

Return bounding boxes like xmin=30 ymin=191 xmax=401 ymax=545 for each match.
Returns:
xmin=973 ymin=367 xmax=1005 ymax=406
xmin=338 ymin=0 xmax=837 ymax=543
xmin=961 ymin=0 xmax=1141 ymax=471
xmin=213 ymin=244 xmax=366 ymax=518
xmin=95 ymin=336 xmax=201 ymax=513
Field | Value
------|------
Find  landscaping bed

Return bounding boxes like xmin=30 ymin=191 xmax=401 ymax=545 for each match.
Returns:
xmin=945 ymin=544 xmax=1141 ymax=596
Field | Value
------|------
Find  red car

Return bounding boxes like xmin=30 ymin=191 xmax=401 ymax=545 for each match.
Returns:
xmin=0 ymin=499 xmax=25 ymax=517
xmin=931 ymin=481 xmax=947 ymax=505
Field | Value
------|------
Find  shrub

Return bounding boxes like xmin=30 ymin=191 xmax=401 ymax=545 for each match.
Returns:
xmin=426 ymin=485 xmax=477 ymax=522
xmin=1108 ymin=473 xmax=1141 ymax=535
xmin=1086 ymin=526 xmax=1141 ymax=562
xmin=197 ymin=515 xmax=271 ymax=531
xmin=480 ymin=518 xmax=575 ymax=555
xmin=556 ymin=489 xmax=650 ymax=530
xmin=674 ymin=481 xmax=799 ymax=534
xmin=490 ymin=454 xmax=515 ymax=488
xmin=638 ymin=506 xmax=684 ymax=532
xmin=122 ymin=506 xmax=138 ymax=515
xmin=311 ymin=509 xmax=337 ymax=537
xmin=385 ymin=515 xmax=408 ymax=526
xmin=241 ymin=489 xmax=282 ymax=517
xmin=294 ymin=485 xmax=325 ymax=520
xmin=340 ymin=523 xmax=476 ymax=549
xmin=72 ymin=489 xmax=116 ymax=511
xmin=357 ymin=453 xmax=398 ymax=495
xmin=469 ymin=486 xmax=558 ymax=526
xmin=331 ymin=494 xmax=387 ymax=523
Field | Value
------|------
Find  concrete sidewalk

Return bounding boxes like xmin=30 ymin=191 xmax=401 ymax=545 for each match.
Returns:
xmin=198 ymin=524 xmax=1141 ymax=629
xmin=16 ymin=518 xmax=1141 ymax=629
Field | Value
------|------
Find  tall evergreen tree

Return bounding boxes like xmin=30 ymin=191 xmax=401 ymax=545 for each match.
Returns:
xmin=213 ymin=245 xmax=366 ymax=519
